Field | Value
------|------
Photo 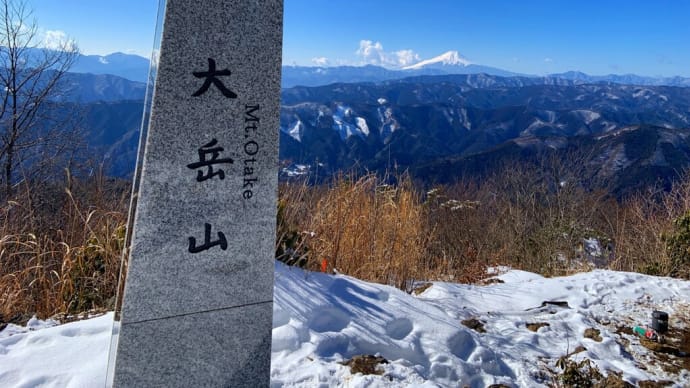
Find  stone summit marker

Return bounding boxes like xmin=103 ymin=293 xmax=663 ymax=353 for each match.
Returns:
xmin=109 ymin=0 xmax=282 ymax=386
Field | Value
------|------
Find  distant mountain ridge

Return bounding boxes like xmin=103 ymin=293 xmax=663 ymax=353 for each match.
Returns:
xmin=59 ymin=50 xmax=690 ymax=88
xmin=278 ymin=73 xmax=690 ymax=195
xmin=282 ymin=56 xmax=522 ymax=88
xmin=402 ymin=50 xmax=473 ymax=69
xmin=72 ymin=52 xmax=150 ymax=83
xmin=283 ymin=65 xmax=690 ymax=88
xmin=60 ymin=72 xmax=146 ymax=102
xmin=547 ymin=71 xmax=690 ymax=87
xmin=29 ymin=51 xmax=690 ymax=195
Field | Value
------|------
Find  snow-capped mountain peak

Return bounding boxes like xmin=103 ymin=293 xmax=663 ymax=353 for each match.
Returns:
xmin=402 ymin=50 xmax=472 ymax=70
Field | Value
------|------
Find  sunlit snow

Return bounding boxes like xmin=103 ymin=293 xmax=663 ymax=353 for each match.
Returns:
xmin=1 ymin=263 xmax=689 ymax=387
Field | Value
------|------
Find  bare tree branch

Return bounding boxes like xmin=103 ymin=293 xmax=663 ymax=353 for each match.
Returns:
xmin=0 ymin=0 xmax=79 ymax=199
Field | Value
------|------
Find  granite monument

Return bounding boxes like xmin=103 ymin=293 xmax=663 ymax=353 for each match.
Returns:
xmin=108 ymin=0 xmax=282 ymax=386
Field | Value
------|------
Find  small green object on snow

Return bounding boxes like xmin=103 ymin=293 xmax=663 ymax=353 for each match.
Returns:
xmin=633 ymin=325 xmax=659 ymax=342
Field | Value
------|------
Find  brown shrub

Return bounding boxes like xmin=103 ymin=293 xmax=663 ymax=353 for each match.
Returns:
xmin=304 ymin=173 xmax=430 ymax=290
xmin=0 ymin=174 xmax=128 ymax=321
xmin=611 ymin=177 xmax=690 ymax=276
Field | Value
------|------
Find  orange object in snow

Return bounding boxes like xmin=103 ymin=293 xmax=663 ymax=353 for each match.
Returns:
xmin=321 ymin=258 xmax=328 ymax=273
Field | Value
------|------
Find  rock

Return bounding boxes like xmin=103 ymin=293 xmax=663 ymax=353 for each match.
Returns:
xmin=341 ymin=355 xmax=388 ymax=375
xmin=594 ymin=371 xmax=634 ymax=388
xmin=461 ymin=318 xmax=486 ymax=333
xmin=526 ymin=322 xmax=550 ymax=332
xmin=411 ymin=283 xmax=433 ymax=295
xmin=640 ymin=338 xmax=678 ymax=355
xmin=480 ymin=278 xmax=505 ymax=285
xmin=541 ymin=301 xmax=570 ymax=308
xmin=637 ymin=380 xmax=675 ymax=387
xmin=584 ymin=327 xmax=603 ymax=342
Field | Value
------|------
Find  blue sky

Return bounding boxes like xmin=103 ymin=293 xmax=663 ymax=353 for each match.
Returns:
xmin=31 ymin=0 xmax=690 ymax=77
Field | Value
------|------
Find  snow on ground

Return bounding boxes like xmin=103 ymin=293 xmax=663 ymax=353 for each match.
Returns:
xmin=0 ymin=314 xmax=111 ymax=387
xmin=2 ymin=262 xmax=690 ymax=387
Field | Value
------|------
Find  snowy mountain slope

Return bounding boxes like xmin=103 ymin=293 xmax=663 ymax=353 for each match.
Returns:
xmin=279 ymin=78 xmax=690 ymax=195
xmin=402 ymin=50 xmax=472 ymax=70
xmin=281 ymin=51 xmax=521 ymax=88
xmin=1 ymin=263 xmax=689 ymax=387
xmin=400 ymin=51 xmax=520 ymax=77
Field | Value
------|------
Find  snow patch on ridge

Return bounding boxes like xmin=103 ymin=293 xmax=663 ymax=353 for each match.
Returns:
xmin=377 ymin=106 xmax=399 ymax=141
xmin=288 ymin=120 xmax=304 ymax=142
xmin=355 ymin=117 xmax=369 ymax=136
xmin=573 ymin=109 xmax=601 ymax=125
xmin=332 ymin=104 xmax=369 ymax=140
xmin=280 ymin=114 xmax=304 ymax=142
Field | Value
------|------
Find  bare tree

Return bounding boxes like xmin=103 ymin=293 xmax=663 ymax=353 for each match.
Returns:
xmin=0 ymin=0 xmax=79 ymax=199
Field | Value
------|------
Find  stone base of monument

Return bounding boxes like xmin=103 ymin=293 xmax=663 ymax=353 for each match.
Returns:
xmin=114 ymin=303 xmax=271 ymax=386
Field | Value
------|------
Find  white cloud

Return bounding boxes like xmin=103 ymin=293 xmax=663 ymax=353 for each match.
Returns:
xmin=544 ymin=57 xmax=554 ymax=63
xmin=356 ymin=40 xmax=420 ymax=68
xmin=393 ymin=49 xmax=420 ymax=67
xmin=311 ymin=56 xmax=329 ymax=66
xmin=356 ymin=40 xmax=385 ymax=64
xmin=42 ymin=29 xmax=77 ymax=51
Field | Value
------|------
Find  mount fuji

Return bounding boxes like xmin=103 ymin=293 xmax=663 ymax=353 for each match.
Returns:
xmin=402 ymin=50 xmax=520 ymax=77
xmin=282 ymin=50 xmax=522 ymax=87
xmin=402 ymin=50 xmax=473 ymax=70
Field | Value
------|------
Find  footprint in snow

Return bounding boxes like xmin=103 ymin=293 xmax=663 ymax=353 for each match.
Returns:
xmin=448 ymin=330 xmax=476 ymax=361
xmin=272 ymin=306 xmax=291 ymax=328
xmin=385 ymin=318 xmax=413 ymax=340
xmin=308 ymin=307 xmax=351 ymax=333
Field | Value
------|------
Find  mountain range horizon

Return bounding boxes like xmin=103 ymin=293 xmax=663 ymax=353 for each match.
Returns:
xmin=76 ymin=50 xmax=690 ymax=83
xmin=45 ymin=47 xmax=690 ymax=199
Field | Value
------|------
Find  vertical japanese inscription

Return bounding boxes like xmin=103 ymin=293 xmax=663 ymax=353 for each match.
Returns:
xmin=185 ymin=61 xmax=265 ymax=252
xmin=187 ymin=57 xmax=237 ymax=253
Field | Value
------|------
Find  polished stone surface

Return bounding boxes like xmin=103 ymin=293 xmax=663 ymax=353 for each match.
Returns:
xmin=113 ymin=302 xmax=272 ymax=387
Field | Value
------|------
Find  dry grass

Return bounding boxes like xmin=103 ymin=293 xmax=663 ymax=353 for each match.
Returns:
xmin=3 ymin=162 xmax=690 ymax=320
xmin=303 ymin=173 xmax=431 ymax=290
xmin=0 ymin=174 xmax=128 ymax=322
xmin=611 ymin=178 xmax=690 ymax=277
xmin=278 ymin=166 xmax=690 ymax=291
xmin=422 ymin=162 xmax=616 ymax=278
